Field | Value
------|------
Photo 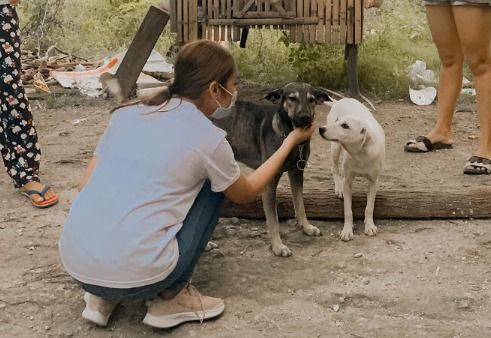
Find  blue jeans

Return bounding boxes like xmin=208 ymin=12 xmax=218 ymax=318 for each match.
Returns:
xmin=78 ymin=180 xmax=224 ymax=301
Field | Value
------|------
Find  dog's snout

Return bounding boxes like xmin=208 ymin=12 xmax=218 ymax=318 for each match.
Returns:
xmin=319 ymin=126 xmax=326 ymax=134
xmin=299 ymin=115 xmax=311 ymax=126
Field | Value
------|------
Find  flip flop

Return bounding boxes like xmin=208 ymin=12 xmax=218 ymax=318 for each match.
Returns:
xmin=464 ymin=156 xmax=491 ymax=175
xmin=21 ymin=185 xmax=59 ymax=208
xmin=404 ymin=136 xmax=453 ymax=153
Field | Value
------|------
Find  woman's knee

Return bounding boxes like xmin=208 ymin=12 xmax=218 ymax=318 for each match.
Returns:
xmin=439 ymin=52 xmax=464 ymax=69
xmin=466 ymin=55 xmax=490 ymax=77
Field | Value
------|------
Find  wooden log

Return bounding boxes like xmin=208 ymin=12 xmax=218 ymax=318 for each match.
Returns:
xmin=115 ymin=6 xmax=169 ymax=99
xmin=208 ymin=17 xmax=318 ymax=25
xmin=240 ymin=10 xmax=296 ymax=17
xmin=221 ymin=186 xmax=491 ymax=220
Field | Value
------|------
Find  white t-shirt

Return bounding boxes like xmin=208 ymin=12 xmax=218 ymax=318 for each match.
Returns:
xmin=59 ymin=99 xmax=240 ymax=288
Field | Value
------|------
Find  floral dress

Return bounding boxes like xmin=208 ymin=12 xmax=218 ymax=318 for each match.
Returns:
xmin=1 ymin=4 xmax=41 ymax=188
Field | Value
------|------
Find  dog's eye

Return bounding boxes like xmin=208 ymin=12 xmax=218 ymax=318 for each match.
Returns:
xmin=341 ymin=123 xmax=350 ymax=129
xmin=288 ymin=96 xmax=298 ymax=102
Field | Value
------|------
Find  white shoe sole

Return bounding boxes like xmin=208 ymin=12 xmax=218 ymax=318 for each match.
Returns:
xmin=82 ymin=292 xmax=111 ymax=327
xmin=142 ymin=303 xmax=225 ymax=329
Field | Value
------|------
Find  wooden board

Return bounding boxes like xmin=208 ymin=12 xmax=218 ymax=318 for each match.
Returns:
xmin=172 ymin=0 xmax=363 ymax=45
xmin=177 ymin=0 xmax=183 ymax=42
xmin=221 ymin=186 xmax=491 ymax=220
xmin=340 ymin=0 xmax=346 ymax=43
xmin=115 ymin=6 xmax=169 ymax=99
xmin=347 ymin=0 xmax=354 ymax=44
xmin=355 ymin=0 xmax=362 ymax=43
xmin=317 ymin=0 xmax=325 ymax=42
xmin=325 ymin=0 xmax=332 ymax=43
xmin=332 ymin=0 xmax=339 ymax=43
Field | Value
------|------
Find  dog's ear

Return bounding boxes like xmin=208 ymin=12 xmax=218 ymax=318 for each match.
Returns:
xmin=360 ymin=127 xmax=370 ymax=148
xmin=314 ymin=89 xmax=332 ymax=105
xmin=264 ymin=89 xmax=283 ymax=104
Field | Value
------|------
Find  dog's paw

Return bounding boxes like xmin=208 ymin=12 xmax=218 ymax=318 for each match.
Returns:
xmin=303 ymin=224 xmax=322 ymax=236
xmin=272 ymin=243 xmax=293 ymax=257
xmin=364 ymin=225 xmax=378 ymax=237
xmin=335 ymin=188 xmax=343 ymax=199
xmin=340 ymin=229 xmax=354 ymax=241
xmin=205 ymin=241 xmax=219 ymax=252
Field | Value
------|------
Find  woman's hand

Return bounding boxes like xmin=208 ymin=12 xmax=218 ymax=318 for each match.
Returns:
xmin=10 ymin=0 xmax=21 ymax=6
xmin=284 ymin=125 xmax=316 ymax=148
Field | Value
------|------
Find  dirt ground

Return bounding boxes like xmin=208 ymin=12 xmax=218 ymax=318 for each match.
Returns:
xmin=1 ymin=92 xmax=491 ymax=338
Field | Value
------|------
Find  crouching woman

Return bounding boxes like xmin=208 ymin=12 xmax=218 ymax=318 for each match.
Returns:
xmin=58 ymin=40 xmax=314 ymax=329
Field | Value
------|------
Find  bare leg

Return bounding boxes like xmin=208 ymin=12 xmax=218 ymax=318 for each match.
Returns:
xmin=424 ymin=5 xmax=464 ymax=144
xmin=364 ymin=178 xmax=379 ymax=236
xmin=288 ymin=169 xmax=321 ymax=236
xmin=340 ymin=173 xmax=354 ymax=241
xmin=262 ymin=177 xmax=292 ymax=257
xmin=453 ymin=6 xmax=491 ymax=159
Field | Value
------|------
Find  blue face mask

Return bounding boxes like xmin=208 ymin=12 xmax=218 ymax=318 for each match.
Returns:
xmin=212 ymin=84 xmax=237 ymax=119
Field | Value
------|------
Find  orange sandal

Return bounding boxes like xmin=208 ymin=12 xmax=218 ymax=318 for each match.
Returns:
xmin=21 ymin=185 xmax=59 ymax=208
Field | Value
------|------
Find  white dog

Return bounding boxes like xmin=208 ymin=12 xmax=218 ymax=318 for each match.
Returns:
xmin=319 ymin=98 xmax=385 ymax=241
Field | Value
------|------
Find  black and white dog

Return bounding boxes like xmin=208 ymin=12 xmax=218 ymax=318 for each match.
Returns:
xmin=212 ymin=82 xmax=330 ymax=257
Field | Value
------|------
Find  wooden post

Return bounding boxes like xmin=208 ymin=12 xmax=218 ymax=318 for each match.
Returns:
xmin=114 ymin=6 xmax=170 ymax=99
xmin=345 ymin=43 xmax=360 ymax=97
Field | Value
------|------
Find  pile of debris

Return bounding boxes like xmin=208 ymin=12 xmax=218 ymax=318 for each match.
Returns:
xmin=21 ymin=46 xmax=173 ymax=99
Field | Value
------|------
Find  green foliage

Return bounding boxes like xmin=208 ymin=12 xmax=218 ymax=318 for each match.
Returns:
xmin=230 ymin=30 xmax=297 ymax=86
xmin=19 ymin=0 xmax=175 ymax=58
xmin=17 ymin=0 xmax=441 ymax=98
xmin=233 ymin=0 xmax=440 ymax=99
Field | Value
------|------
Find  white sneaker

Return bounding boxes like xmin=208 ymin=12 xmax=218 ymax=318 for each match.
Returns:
xmin=82 ymin=292 xmax=118 ymax=327
xmin=143 ymin=284 xmax=225 ymax=328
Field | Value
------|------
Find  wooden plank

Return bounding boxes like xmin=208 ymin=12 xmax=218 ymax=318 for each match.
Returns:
xmin=115 ymin=6 xmax=169 ymax=99
xmin=317 ymin=0 xmax=325 ymax=42
xmin=310 ymin=0 xmax=317 ymax=42
xmin=221 ymin=186 xmax=491 ymax=220
xmin=354 ymin=0 xmax=362 ymax=43
xmin=237 ymin=0 xmax=256 ymax=17
xmin=332 ymin=0 xmax=339 ymax=44
xmin=303 ymin=0 xmax=310 ymax=43
xmin=232 ymin=0 xmax=240 ymax=40
xmin=201 ymin=0 xmax=207 ymax=39
xmin=207 ymin=0 xmax=213 ymax=40
xmin=170 ymin=0 xmax=177 ymax=32
xmin=177 ymin=0 xmax=183 ymax=42
xmin=209 ymin=17 xmax=318 ymax=25
xmin=347 ymin=0 xmax=354 ymax=44
xmin=325 ymin=0 xmax=332 ymax=43
xmin=241 ymin=10 xmax=296 ymax=18
xmin=297 ymin=0 xmax=303 ymax=42
xmin=183 ymin=0 xmax=189 ymax=42
xmin=213 ymin=0 xmax=220 ymax=40
xmin=189 ymin=0 xmax=198 ymax=40
xmin=289 ymin=0 xmax=297 ymax=42
xmin=340 ymin=0 xmax=346 ymax=43
xmin=227 ymin=0 xmax=233 ymax=40
xmin=220 ymin=0 xmax=226 ymax=40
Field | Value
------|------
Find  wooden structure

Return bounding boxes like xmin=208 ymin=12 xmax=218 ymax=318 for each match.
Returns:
xmin=170 ymin=0 xmax=363 ymax=44
xmin=112 ymin=6 xmax=170 ymax=99
xmin=170 ymin=0 xmax=364 ymax=95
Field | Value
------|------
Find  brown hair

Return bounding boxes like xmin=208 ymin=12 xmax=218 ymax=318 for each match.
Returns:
xmin=145 ymin=40 xmax=236 ymax=107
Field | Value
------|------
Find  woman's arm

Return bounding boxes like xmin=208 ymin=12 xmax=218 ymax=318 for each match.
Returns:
xmin=78 ymin=156 xmax=98 ymax=191
xmin=224 ymin=126 xmax=315 ymax=204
